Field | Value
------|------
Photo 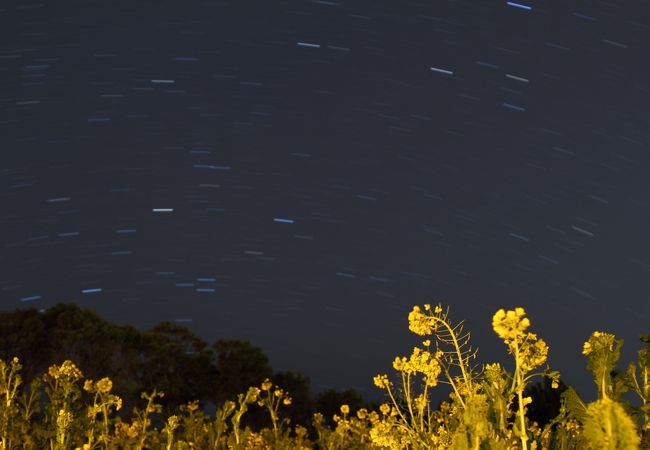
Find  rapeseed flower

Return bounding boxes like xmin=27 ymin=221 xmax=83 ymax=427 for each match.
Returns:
xmin=519 ymin=335 xmax=549 ymax=371
xmin=392 ymin=347 xmax=442 ymax=386
xmin=408 ymin=306 xmax=434 ymax=336
xmin=184 ymin=399 xmax=200 ymax=413
xmin=95 ymin=377 xmax=112 ymax=394
xmin=374 ymin=374 xmax=391 ymax=389
xmin=582 ymin=331 xmax=616 ymax=355
xmin=56 ymin=408 xmax=73 ymax=429
xmin=492 ymin=307 xmax=530 ymax=343
xmin=414 ymin=393 xmax=427 ymax=411
xmin=166 ymin=415 xmax=180 ymax=431
xmin=48 ymin=360 xmax=83 ymax=381
xmin=370 ymin=420 xmax=403 ymax=449
xmin=261 ymin=378 xmax=273 ymax=391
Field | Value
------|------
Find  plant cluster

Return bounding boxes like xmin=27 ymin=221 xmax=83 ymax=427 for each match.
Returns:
xmin=1 ymin=303 xmax=649 ymax=449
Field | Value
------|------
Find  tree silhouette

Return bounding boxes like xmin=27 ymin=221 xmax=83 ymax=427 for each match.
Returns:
xmin=525 ymin=376 xmax=568 ymax=426
xmin=210 ymin=339 xmax=273 ymax=404
xmin=0 ymin=302 xmax=368 ymax=427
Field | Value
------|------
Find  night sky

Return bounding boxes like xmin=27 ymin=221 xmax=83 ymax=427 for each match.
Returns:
xmin=2 ymin=0 xmax=650 ymax=400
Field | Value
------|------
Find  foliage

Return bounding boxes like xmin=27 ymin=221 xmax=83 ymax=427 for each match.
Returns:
xmin=0 ymin=302 xmax=649 ymax=449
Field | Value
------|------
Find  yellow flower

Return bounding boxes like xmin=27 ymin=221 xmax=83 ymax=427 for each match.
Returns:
xmin=261 ymin=378 xmax=273 ymax=391
xmin=408 ymin=306 xmax=434 ymax=335
xmin=283 ymin=396 xmax=292 ymax=406
xmin=48 ymin=365 xmax=60 ymax=379
xmin=379 ymin=403 xmax=391 ymax=415
xmin=373 ymin=374 xmax=391 ymax=389
xmin=340 ymin=404 xmax=350 ymax=415
xmin=492 ymin=307 xmax=530 ymax=343
xmin=185 ymin=400 xmax=199 ymax=412
xmin=583 ymin=331 xmax=617 ymax=355
xmin=370 ymin=420 xmax=402 ymax=448
xmin=56 ymin=409 xmax=73 ymax=429
xmin=392 ymin=356 xmax=408 ymax=373
xmin=166 ymin=415 xmax=180 ymax=431
xmin=96 ymin=377 xmax=112 ymax=394
xmin=357 ymin=408 xmax=368 ymax=420
xmin=414 ymin=393 xmax=428 ymax=411
xmin=48 ymin=360 xmax=83 ymax=381
xmin=392 ymin=347 xmax=441 ymax=386
xmin=295 ymin=425 xmax=308 ymax=438
xmin=61 ymin=360 xmax=83 ymax=379
xmin=520 ymin=337 xmax=549 ymax=371
xmin=87 ymin=405 xmax=101 ymax=418
xmin=245 ymin=387 xmax=260 ymax=403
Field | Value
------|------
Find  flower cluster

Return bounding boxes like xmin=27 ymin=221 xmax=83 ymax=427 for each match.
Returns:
xmin=373 ymin=374 xmax=391 ymax=389
xmin=47 ymin=361 xmax=83 ymax=382
xmin=369 ymin=420 xmax=406 ymax=449
xmin=83 ymin=377 xmax=113 ymax=395
xmin=83 ymin=376 xmax=123 ymax=418
xmin=392 ymin=347 xmax=442 ymax=387
xmin=492 ymin=308 xmax=548 ymax=371
xmin=408 ymin=306 xmax=434 ymax=336
xmin=582 ymin=331 xmax=616 ymax=356
xmin=519 ymin=335 xmax=549 ymax=372
xmin=492 ymin=308 xmax=530 ymax=343
xmin=407 ymin=304 xmax=443 ymax=336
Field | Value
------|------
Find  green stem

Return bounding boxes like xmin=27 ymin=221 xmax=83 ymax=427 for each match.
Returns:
xmin=514 ymin=343 xmax=528 ymax=450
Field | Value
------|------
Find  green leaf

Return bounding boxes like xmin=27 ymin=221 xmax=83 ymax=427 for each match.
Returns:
xmin=561 ymin=386 xmax=588 ymax=423
xmin=583 ymin=397 xmax=640 ymax=450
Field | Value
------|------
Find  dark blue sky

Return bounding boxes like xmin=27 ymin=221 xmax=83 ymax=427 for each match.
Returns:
xmin=2 ymin=0 xmax=650 ymax=399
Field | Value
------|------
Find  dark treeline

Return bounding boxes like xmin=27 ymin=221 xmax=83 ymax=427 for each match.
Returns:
xmin=0 ymin=303 xmax=368 ymax=428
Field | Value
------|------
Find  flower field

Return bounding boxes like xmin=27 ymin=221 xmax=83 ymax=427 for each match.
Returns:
xmin=1 ymin=304 xmax=648 ymax=449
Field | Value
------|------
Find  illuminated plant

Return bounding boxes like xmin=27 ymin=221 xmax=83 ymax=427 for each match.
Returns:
xmin=4 ymin=301 xmax=650 ymax=449
xmin=371 ymin=303 xmax=480 ymax=449
xmin=256 ymin=378 xmax=292 ymax=442
xmin=491 ymin=307 xmax=559 ymax=450
xmin=312 ymin=405 xmax=375 ymax=449
xmin=43 ymin=360 xmax=84 ymax=450
xmin=0 ymin=357 xmax=22 ymax=450
xmin=230 ymin=386 xmax=260 ymax=448
xmin=627 ymin=334 xmax=650 ymax=440
xmin=81 ymin=377 xmax=122 ymax=448
xmin=133 ymin=389 xmax=164 ymax=450
xmin=579 ymin=331 xmax=640 ymax=450
xmin=210 ymin=399 xmax=236 ymax=449
xmin=582 ymin=331 xmax=623 ymax=401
